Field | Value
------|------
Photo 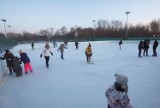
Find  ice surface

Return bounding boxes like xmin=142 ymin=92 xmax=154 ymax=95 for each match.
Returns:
xmin=0 ymin=41 xmax=160 ymax=108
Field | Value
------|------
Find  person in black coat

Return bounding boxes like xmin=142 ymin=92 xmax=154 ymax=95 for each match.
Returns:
xmin=75 ymin=41 xmax=79 ymax=49
xmin=12 ymin=56 xmax=23 ymax=77
xmin=119 ymin=40 xmax=123 ymax=50
xmin=138 ymin=41 xmax=143 ymax=57
xmin=152 ymin=39 xmax=158 ymax=57
xmin=31 ymin=42 xmax=34 ymax=50
xmin=143 ymin=39 xmax=149 ymax=56
xmin=0 ymin=50 xmax=14 ymax=75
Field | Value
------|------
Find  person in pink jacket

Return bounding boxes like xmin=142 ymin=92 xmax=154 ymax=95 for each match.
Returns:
xmin=105 ymin=73 xmax=133 ymax=108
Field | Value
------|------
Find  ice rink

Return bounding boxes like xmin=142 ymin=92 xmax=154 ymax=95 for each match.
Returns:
xmin=0 ymin=41 xmax=160 ymax=108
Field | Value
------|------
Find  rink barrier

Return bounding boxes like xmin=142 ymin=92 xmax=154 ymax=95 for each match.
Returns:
xmin=0 ymin=58 xmax=7 ymax=87
xmin=0 ymin=70 xmax=7 ymax=87
xmin=0 ymin=47 xmax=15 ymax=85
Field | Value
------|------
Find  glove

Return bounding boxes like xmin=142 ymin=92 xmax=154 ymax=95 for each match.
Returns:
xmin=40 ymin=54 xmax=42 ymax=58
xmin=50 ymin=52 xmax=53 ymax=56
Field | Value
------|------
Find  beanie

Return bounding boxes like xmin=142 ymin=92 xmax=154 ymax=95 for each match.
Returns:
xmin=115 ymin=73 xmax=128 ymax=85
xmin=5 ymin=49 xmax=9 ymax=53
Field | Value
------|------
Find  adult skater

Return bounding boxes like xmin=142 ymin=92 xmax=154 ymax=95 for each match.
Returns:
xmin=75 ymin=41 xmax=79 ymax=49
xmin=19 ymin=50 xmax=33 ymax=74
xmin=138 ymin=41 xmax=143 ymax=57
xmin=31 ymin=42 xmax=34 ymax=50
xmin=40 ymin=43 xmax=53 ymax=68
xmin=57 ymin=43 xmax=65 ymax=59
xmin=143 ymin=39 xmax=149 ymax=56
xmin=85 ymin=43 xmax=92 ymax=63
xmin=119 ymin=40 xmax=123 ymax=50
xmin=53 ymin=40 xmax=57 ymax=48
xmin=0 ymin=49 xmax=14 ymax=75
xmin=152 ymin=39 xmax=158 ymax=57
xmin=105 ymin=73 xmax=133 ymax=108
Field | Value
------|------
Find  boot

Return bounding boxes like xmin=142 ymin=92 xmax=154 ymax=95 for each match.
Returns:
xmin=9 ymin=69 xmax=12 ymax=75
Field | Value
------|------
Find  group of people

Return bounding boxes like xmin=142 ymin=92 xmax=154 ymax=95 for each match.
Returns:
xmin=0 ymin=49 xmax=33 ymax=77
xmin=138 ymin=39 xmax=158 ymax=57
xmin=40 ymin=42 xmax=93 ymax=68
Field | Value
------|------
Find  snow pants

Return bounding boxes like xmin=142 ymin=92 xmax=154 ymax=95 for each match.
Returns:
xmin=24 ymin=62 xmax=33 ymax=73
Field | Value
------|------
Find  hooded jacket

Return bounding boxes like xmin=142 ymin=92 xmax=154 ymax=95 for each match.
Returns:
xmin=105 ymin=82 xmax=133 ymax=108
xmin=20 ymin=53 xmax=30 ymax=63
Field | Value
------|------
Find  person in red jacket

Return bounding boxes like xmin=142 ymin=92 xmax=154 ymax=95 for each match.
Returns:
xmin=19 ymin=50 xmax=33 ymax=74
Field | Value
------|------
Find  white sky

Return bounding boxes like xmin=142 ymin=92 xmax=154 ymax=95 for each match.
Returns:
xmin=0 ymin=0 xmax=160 ymax=33
xmin=0 ymin=41 xmax=160 ymax=108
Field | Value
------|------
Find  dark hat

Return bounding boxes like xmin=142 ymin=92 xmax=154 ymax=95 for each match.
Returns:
xmin=5 ymin=49 xmax=9 ymax=53
xmin=88 ymin=43 xmax=91 ymax=47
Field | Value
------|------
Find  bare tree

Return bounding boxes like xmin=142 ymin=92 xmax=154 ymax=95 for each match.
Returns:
xmin=150 ymin=20 xmax=160 ymax=35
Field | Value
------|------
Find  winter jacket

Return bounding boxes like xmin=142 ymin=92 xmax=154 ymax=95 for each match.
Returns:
xmin=58 ymin=44 xmax=64 ymax=53
xmin=138 ymin=41 xmax=143 ymax=50
xmin=105 ymin=84 xmax=133 ymax=108
xmin=0 ymin=52 xmax=14 ymax=67
xmin=119 ymin=40 xmax=123 ymax=45
xmin=143 ymin=40 xmax=149 ymax=49
xmin=20 ymin=53 xmax=30 ymax=64
xmin=85 ymin=47 xmax=92 ymax=56
xmin=41 ymin=48 xmax=53 ymax=57
xmin=12 ymin=56 xmax=22 ymax=72
xmin=153 ymin=41 xmax=158 ymax=49
xmin=75 ymin=42 xmax=79 ymax=46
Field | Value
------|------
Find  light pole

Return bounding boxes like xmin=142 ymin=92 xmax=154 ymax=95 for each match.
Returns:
xmin=8 ymin=25 xmax=11 ymax=33
xmin=75 ymin=25 xmax=78 ymax=39
xmin=50 ymin=28 xmax=53 ymax=36
xmin=1 ymin=19 xmax=7 ymax=38
xmin=125 ymin=11 xmax=130 ymax=39
xmin=92 ymin=20 xmax=96 ymax=41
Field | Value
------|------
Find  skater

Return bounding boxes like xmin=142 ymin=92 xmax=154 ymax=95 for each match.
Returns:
xmin=12 ymin=56 xmax=23 ymax=77
xmin=64 ymin=41 xmax=68 ymax=46
xmin=57 ymin=43 xmax=65 ymax=59
xmin=152 ymin=39 xmax=158 ymax=57
xmin=119 ymin=40 xmax=123 ymax=50
xmin=31 ymin=42 xmax=34 ymax=50
xmin=0 ymin=49 xmax=14 ymax=75
xmin=53 ymin=40 xmax=57 ymax=48
xmin=143 ymin=39 xmax=149 ymax=56
xmin=85 ymin=43 xmax=92 ymax=63
xmin=105 ymin=73 xmax=133 ymax=108
xmin=19 ymin=50 xmax=33 ymax=74
xmin=138 ymin=41 xmax=143 ymax=57
xmin=75 ymin=41 xmax=79 ymax=49
xmin=40 ymin=43 xmax=53 ymax=68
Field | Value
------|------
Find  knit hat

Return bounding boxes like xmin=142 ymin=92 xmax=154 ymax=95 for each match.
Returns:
xmin=5 ymin=49 xmax=9 ymax=53
xmin=115 ymin=73 xmax=128 ymax=85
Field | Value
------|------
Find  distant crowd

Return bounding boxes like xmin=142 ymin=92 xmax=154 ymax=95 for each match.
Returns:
xmin=138 ymin=39 xmax=158 ymax=57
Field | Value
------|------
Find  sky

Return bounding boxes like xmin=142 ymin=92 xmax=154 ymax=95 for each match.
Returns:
xmin=0 ymin=0 xmax=160 ymax=33
xmin=0 ymin=41 xmax=160 ymax=108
